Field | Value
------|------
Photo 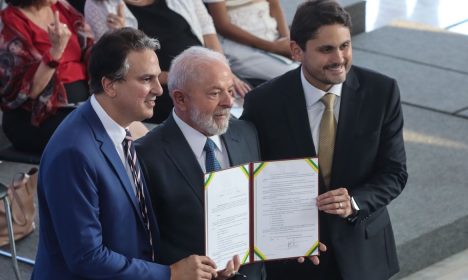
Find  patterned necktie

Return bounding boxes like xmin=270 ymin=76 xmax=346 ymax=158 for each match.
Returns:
xmin=204 ymin=138 xmax=221 ymax=172
xmin=318 ymin=93 xmax=337 ymax=188
xmin=122 ymin=129 xmax=155 ymax=261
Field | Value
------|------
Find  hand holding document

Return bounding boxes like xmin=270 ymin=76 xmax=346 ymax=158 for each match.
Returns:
xmin=204 ymin=158 xmax=319 ymax=267
xmin=216 ymin=255 xmax=243 ymax=280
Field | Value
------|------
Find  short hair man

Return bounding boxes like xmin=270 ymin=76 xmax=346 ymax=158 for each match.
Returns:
xmin=32 ymin=28 xmax=220 ymax=280
xmin=136 ymin=46 xmax=265 ymax=279
xmin=241 ymin=1 xmax=408 ymax=279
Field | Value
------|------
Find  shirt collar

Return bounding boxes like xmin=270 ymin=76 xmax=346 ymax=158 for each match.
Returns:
xmin=300 ymin=67 xmax=343 ymax=108
xmin=90 ymin=95 xmax=127 ymax=147
xmin=172 ymin=110 xmax=223 ymax=159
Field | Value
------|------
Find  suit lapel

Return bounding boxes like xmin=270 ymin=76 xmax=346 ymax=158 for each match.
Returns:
xmin=283 ymin=68 xmax=316 ymax=156
xmin=332 ymin=67 xmax=362 ymax=185
xmin=162 ymin=116 xmax=204 ymax=204
xmin=81 ymin=101 xmax=144 ymax=224
xmin=222 ymin=120 xmax=243 ymax=166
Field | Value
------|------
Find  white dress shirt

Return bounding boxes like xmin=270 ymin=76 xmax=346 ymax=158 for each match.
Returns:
xmin=90 ymin=95 xmax=136 ymax=194
xmin=301 ymin=68 xmax=342 ymax=154
xmin=173 ymin=110 xmax=229 ymax=172
xmin=301 ymin=69 xmax=360 ymax=211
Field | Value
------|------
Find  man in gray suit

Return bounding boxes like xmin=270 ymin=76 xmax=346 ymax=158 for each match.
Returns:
xmin=136 ymin=46 xmax=265 ymax=279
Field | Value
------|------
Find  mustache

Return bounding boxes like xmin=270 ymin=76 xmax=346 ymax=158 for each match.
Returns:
xmin=325 ymin=62 xmax=345 ymax=68
xmin=214 ymin=108 xmax=231 ymax=116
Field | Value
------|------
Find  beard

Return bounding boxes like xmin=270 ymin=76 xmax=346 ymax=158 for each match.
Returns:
xmin=189 ymin=107 xmax=230 ymax=136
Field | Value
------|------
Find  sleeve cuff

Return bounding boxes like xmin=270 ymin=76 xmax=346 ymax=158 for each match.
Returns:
xmin=351 ymin=196 xmax=360 ymax=211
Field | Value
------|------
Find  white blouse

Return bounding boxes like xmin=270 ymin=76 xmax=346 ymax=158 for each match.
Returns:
xmin=85 ymin=0 xmax=138 ymax=40
xmin=203 ymin=0 xmax=279 ymax=41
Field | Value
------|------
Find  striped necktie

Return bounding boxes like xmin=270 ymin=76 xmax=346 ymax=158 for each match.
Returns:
xmin=204 ymin=138 xmax=221 ymax=172
xmin=319 ymin=93 xmax=337 ymax=188
xmin=122 ymin=129 xmax=155 ymax=261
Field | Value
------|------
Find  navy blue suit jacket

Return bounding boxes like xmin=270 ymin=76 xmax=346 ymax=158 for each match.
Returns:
xmin=32 ymin=100 xmax=170 ymax=280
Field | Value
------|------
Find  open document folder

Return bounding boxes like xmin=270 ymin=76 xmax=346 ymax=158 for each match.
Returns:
xmin=204 ymin=158 xmax=319 ymax=268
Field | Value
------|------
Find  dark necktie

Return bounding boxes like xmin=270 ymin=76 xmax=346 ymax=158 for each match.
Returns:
xmin=122 ymin=129 xmax=155 ymax=261
xmin=204 ymin=138 xmax=221 ymax=172
xmin=319 ymin=93 xmax=337 ymax=188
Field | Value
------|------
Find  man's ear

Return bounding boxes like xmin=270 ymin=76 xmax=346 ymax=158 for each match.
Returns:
xmin=101 ymin=77 xmax=117 ymax=98
xmin=171 ymin=90 xmax=187 ymax=111
xmin=290 ymin=40 xmax=304 ymax=62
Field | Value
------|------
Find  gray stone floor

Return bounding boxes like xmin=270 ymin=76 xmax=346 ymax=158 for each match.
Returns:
xmin=400 ymin=248 xmax=468 ymax=280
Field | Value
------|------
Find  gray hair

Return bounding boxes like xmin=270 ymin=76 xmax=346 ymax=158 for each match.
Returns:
xmin=167 ymin=46 xmax=229 ymax=95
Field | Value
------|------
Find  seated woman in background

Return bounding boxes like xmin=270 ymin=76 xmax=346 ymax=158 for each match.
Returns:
xmin=204 ymin=0 xmax=298 ymax=81
xmin=85 ymin=0 xmax=138 ymax=40
xmin=126 ymin=0 xmax=250 ymax=123
xmin=0 ymin=0 xmax=93 ymax=153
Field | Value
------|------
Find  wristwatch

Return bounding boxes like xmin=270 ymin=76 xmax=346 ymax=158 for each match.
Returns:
xmin=42 ymin=52 xmax=60 ymax=68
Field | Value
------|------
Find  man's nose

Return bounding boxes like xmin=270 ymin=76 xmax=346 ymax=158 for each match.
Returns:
xmin=221 ymin=92 xmax=234 ymax=108
xmin=152 ymin=79 xmax=163 ymax=96
xmin=331 ymin=49 xmax=344 ymax=63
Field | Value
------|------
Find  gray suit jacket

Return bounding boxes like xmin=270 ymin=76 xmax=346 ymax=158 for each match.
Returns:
xmin=136 ymin=114 xmax=265 ymax=279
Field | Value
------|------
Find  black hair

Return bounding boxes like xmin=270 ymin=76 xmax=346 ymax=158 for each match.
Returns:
xmin=290 ymin=0 xmax=352 ymax=50
xmin=88 ymin=27 xmax=160 ymax=94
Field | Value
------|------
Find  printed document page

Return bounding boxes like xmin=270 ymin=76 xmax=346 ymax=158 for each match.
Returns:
xmin=205 ymin=166 xmax=250 ymax=267
xmin=253 ymin=159 xmax=319 ymax=261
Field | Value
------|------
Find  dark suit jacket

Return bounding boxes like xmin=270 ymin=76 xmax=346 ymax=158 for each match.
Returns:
xmin=241 ymin=66 xmax=408 ymax=280
xmin=32 ymin=101 xmax=170 ymax=280
xmin=136 ymin=115 xmax=265 ymax=279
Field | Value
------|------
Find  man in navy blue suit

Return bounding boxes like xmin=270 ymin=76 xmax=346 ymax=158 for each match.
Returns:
xmin=32 ymin=28 xmax=227 ymax=279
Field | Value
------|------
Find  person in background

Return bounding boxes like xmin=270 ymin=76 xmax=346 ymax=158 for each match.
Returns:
xmin=241 ymin=1 xmax=407 ymax=279
xmin=32 ymin=27 xmax=238 ymax=280
xmin=85 ymin=0 xmax=138 ymax=40
xmin=126 ymin=0 xmax=250 ymax=124
xmin=204 ymin=0 xmax=298 ymax=81
xmin=0 ymin=0 xmax=93 ymax=153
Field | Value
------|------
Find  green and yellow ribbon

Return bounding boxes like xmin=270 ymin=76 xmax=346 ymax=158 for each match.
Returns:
xmin=306 ymin=158 xmax=319 ymax=173
xmin=204 ymin=173 xmax=215 ymax=189
xmin=305 ymin=240 xmax=320 ymax=256
xmin=253 ymin=163 xmax=267 ymax=177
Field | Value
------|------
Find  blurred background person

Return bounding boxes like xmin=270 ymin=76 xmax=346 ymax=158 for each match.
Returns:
xmin=85 ymin=0 xmax=138 ymax=40
xmin=204 ymin=0 xmax=298 ymax=82
xmin=126 ymin=0 xmax=250 ymax=123
xmin=66 ymin=0 xmax=84 ymax=13
xmin=0 ymin=0 xmax=93 ymax=153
